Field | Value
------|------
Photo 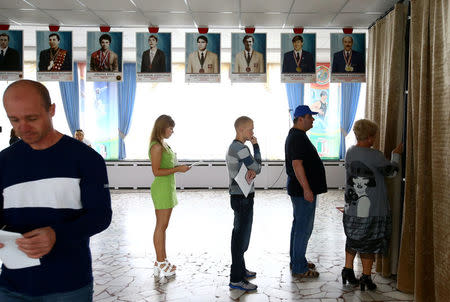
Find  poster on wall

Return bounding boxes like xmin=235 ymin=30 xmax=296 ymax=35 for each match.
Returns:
xmin=281 ymin=33 xmax=316 ymax=83
xmin=78 ymin=63 xmax=119 ymax=159
xmin=136 ymin=32 xmax=171 ymax=82
xmin=36 ymin=31 xmax=72 ymax=81
xmin=231 ymin=33 xmax=266 ymax=83
xmin=87 ymin=32 xmax=123 ymax=82
xmin=0 ymin=30 xmax=23 ymax=81
xmin=306 ymin=63 xmax=340 ymax=159
xmin=330 ymin=33 xmax=366 ymax=83
xmin=185 ymin=33 xmax=220 ymax=83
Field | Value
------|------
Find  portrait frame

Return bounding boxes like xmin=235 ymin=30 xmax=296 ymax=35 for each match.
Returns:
xmin=36 ymin=30 xmax=73 ymax=81
xmin=87 ymin=31 xmax=123 ymax=82
xmin=0 ymin=30 xmax=23 ymax=81
xmin=185 ymin=32 xmax=221 ymax=83
xmin=231 ymin=33 xmax=266 ymax=83
xmin=330 ymin=33 xmax=366 ymax=83
xmin=136 ymin=32 xmax=171 ymax=82
xmin=281 ymin=33 xmax=316 ymax=83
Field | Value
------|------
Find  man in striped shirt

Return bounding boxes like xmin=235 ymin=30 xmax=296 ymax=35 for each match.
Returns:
xmin=0 ymin=80 xmax=112 ymax=301
xmin=226 ymin=116 xmax=262 ymax=292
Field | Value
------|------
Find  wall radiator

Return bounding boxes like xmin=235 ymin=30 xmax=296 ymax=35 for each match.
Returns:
xmin=106 ymin=161 xmax=345 ymax=190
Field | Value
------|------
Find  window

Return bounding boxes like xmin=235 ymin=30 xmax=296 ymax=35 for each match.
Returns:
xmin=125 ymin=63 xmax=290 ymax=160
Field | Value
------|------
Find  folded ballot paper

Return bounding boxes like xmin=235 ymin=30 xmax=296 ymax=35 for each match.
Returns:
xmin=189 ymin=161 xmax=203 ymax=168
xmin=234 ymin=164 xmax=255 ymax=197
xmin=0 ymin=230 xmax=40 ymax=269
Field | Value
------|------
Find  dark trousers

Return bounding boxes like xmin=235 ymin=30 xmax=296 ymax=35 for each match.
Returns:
xmin=0 ymin=283 xmax=93 ymax=302
xmin=230 ymin=193 xmax=254 ymax=282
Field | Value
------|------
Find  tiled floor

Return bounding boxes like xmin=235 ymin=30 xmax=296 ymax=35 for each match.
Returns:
xmin=91 ymin=190 xmax=414 ymax=302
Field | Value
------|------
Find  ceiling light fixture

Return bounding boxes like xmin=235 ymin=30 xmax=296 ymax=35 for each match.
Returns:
xmin=76 ymin=0 xmax=87 ymax=8
xmin=21 ymin=0 xmax=35 ymax=8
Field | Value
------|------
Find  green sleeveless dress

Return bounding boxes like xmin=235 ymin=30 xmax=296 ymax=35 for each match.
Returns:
xmin=149 ymin=141 xmax=178 ymax=209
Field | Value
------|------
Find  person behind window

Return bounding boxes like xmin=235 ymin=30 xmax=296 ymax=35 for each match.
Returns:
xmin=74 ymin=129 xmax=91 ymax=147
xmin=9 ymin=128 xmax=20 ymax=145
xmin=342 ymin=119 xmax=402 ymax=291
xmin=148 ymin=115 xmax=190 ymax=280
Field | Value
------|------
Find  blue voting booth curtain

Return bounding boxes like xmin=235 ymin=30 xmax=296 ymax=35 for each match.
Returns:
xmin=285 ymin=83 xmax=304 ymax=119
xmin=118 ymin=63 xmax=136 ymax=160
xmin=59 ymin=62 xmax=80 ymax=135
xmin=340 ymin=83 xmax=361 ymax=159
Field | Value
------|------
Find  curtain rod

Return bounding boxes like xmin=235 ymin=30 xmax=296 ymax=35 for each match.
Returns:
xmin=368 ymin=0 xmax=406 ymax=30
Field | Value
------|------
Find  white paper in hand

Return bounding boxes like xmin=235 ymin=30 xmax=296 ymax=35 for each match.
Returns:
xmin=189 ymin=161 xmax=203 ymax=167
xmin=0 ymin=230 xmax=40 ymax=269
xmin=234 ymin=164 xmax=254 ymax=197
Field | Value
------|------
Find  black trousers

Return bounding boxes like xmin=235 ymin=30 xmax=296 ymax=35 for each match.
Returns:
xmin=230 ymin=193 xmax=254 ymax=282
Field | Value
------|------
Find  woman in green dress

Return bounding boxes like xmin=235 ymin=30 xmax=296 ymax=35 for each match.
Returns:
xmin=149 ymin=115 xmax=190 ymax=279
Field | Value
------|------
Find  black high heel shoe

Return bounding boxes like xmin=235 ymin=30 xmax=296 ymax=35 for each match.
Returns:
xmin=341 ymin=267 xmax=359 ymax=285
xmin=360 ymin=274 xmax=377 ymax=291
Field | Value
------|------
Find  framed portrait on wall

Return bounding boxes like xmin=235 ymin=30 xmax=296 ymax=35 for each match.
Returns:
xmin=281 ymin=33 xmax=316 ymax=83
xmin=136 ymin=32 xmax=171 ymax=82
xmin=185 ymin=33 xmax=220 ymax=83
xmin=0 ymin=30 xmax=23 ymax=81
xmin=87 ymin=31 xmax=123 ymax=82
xmin=231 ymin=33 xmax=266 ymax=83
xmin=330 ymin=33 xmax=366 ymax=82
xmin=36 ymin=31 xmax=72 ymax=81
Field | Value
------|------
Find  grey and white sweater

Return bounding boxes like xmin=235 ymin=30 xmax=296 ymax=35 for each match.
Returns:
xmin=226 ymin=140 xmax=262 ymax=195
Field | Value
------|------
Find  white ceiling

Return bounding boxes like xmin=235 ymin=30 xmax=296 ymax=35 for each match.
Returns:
xmin=0 ymin=0 xmax=398 ymax=29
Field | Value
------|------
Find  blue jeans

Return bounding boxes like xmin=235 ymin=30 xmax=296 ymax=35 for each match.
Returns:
xmin=0 ymin=283 xmax=93 ymax=302
xmin=230 ymin=194 xmax=254 ymax=282
xmin=290 ymin=195 xmax=317 ymax=274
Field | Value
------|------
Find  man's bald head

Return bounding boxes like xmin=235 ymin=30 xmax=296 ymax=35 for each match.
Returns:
xmin=3 ymin=80 xmax=51 ymax=111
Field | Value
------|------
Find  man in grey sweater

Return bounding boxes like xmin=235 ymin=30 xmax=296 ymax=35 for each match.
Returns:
xmin=226 ymin=116 xmax=262 ymax=291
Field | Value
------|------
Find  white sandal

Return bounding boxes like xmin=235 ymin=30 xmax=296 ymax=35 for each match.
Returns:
xmin=154 ymin=260 xmax=176 ymax=279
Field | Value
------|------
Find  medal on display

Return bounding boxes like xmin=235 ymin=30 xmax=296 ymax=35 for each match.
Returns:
xmin=245 ymin=51 xmax=252 ymax=72
xmin=99 ymin=50 xmax=110 ymax=71
xmin=198 ymin=51 xmax=206 ymax=74
xmin=48 ymin=48 xmax=60 ymax=71
xmin=294 ymin=51 xmax=302 ymax=73
xmin=343 ymin=50 xmax=353 ymax=72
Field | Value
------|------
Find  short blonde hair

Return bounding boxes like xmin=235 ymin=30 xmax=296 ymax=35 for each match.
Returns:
xmin=353 ymin=119 xmax=378 ymax=141
xmin=234 ymin=116 xmax=253 ymax=131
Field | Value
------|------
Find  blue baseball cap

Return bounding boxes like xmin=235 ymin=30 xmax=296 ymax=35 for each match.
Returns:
xmin=293 ymin=105 xmax=318 ymax=118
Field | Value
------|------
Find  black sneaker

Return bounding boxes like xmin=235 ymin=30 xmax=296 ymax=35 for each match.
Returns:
xmin=229 ymin=279 xmax=257 ymax=291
